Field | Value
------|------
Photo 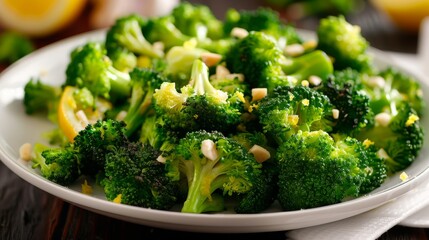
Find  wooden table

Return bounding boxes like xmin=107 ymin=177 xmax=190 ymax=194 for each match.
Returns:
xmin=0 ymin=1 xmax=426 ymax=239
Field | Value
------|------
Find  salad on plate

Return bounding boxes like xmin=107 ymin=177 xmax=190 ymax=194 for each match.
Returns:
xmin=20 ymin=2 xmax=424 ymax=214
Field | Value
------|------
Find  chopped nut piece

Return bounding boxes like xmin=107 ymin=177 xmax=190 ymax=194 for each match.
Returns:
xmin=231 ymin=27 xmax=249 ymax=38
xmin=153 ymin=41 xmax=165 ymax=52
xmin=157 ymin=155 xmax=167 ymax=163
xmin=19 ymin=143 xmax=32 ymax=161
xmin=309 ymin=75 xmax=322 ymax=86
xmin=201 ymin=139 xmax=218 ymax=161
xmin=367 ymin=76 xmax=386 ymax=88
xmin=215 ymin=65 xmax=231 ymax=79
xmin=201 ymin=52 xmax=222 ymax=67
xmin=249 ymin=145 xmax=271 ymax=163
xmin=115 ymin=110 xmax=128 ymax=122
xmin=332 ymin=109 xmax=340 ymax=119
xmin=377 ymin=148 xmax=391 ymax=160
xmin=225 ymin=73 xmax=245 ymax=82
xmin=284 ymin=43 xmax=305 ymax=57
xmin=251 ymin=88 xmax=268 ymax=101
xmin=302 ymin=40 xmax=317 ymax=50
xmin=375 ymin=112 xmax=391 ymax=127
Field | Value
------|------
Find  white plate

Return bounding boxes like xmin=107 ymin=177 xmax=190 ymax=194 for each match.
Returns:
xmin=1 ymin=29 xmax=429 ymax=233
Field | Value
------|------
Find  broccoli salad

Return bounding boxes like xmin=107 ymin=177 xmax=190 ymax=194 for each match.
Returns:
xmin=22 ymin=2 xmax=424 ymax=213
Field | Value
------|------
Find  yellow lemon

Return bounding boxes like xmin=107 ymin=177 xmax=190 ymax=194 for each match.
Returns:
xmin=371 ymin=0 xmax=429 ymax=33
xmin=58 ymin=86 xmax=112 ymax=142
xmin=0 ymin=0 xmax=87 ymax=37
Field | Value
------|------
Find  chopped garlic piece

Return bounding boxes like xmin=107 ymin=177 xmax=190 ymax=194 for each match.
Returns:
xmin=201 ymin=52 xmax=222 ymax=67
xmin=284 ymin=43 xmax=305 ymax=57
xmin=81 ymin=180 xmax=93 ymax=195
xmin=201 ymin=139 xmax=218 ymax=161
xmin=375 ymin=112 xmax=391 ymax=127
xmin=115 ymin=110 xmax=128 ymax=122
xmin=231 ymin=27 xmax=249 ymax=39
xmin=400 ymin=172 xmax=408 ymax=182
xmin=251 ymin=88 xmax=268 ymax=101
xmin=76 ymin=110 xmax=89 ymax=128
xmin=363 ymin=139 xmax=374 ymax=148
xmin=153 ymin=41 xmax=165 ymax=51
xmin=301 ymin=80 xmax=309 ymax=87
xmin=309 ymin=75 xmax=322 ymax=86
xmin=19 ymin=143 xmax=32 ymax=162
xmin=249 ymin=145 xmax=271 ymax=163
xmin=157 ymin=155 xmax=167 ymax=163
xmin=377 ymin=148 xmax=391 ymax=160
xmin=215 ymin=65 xmax=230 ymax=79
xmin=367 ymin=76 xmax=386 ymax=88
xmin=332 ymin=109 xmax=340 ymax=119
xmin=301 ymin=99 xmax=309 ymax=106
xmin=405 ymin=114 xmax=419 ymax=127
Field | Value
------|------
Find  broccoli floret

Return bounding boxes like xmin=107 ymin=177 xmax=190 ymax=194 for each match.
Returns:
xmin=106 ymin=14 xmax=164 ymax=59
xmin=23 ymin=78 xmax=61 ymax=123
xmin=139 ymin=115 xmax=179 ymax=153
xmin=144 ymin=15 xmax=191 ymax=50
xmin=0 ymin=31 xmax=33 ymax=63
xmin=171 ymin=2 xmax=224 ymax=40
xmin=73 ymin=119 xmax=129 ymax=176
xmin=229 ymin=132 xmax=278 ymax=213
xmin=122 ymin=67 xmax=170 ymax=138
xmin=277 ymin=130 xmax=372 ymax=210
xmin=256 ymin=85 xmax=333 ymax=145
xmin=108 ymin=49 xmax=137 ymax=73
xmin=318 ymin=69 xmax=374 ymax=135
xmin=101 ymin=141 xmax=179 ymax=209
xmin=209 ymin=71 xmax=250 ymax=96
xmin=64 ymin=42 xmax=131 ymax=102
xmin=356 ymin=104 xmax=424 ymax=174
xmin=223 ymin=7 xmax=302 ymax=48
xmin=361 ymin=67 xmax=425 ymax=119
xmin=316 ymin=15 xmax=372 ymax=72
xmin=165 ymin=130 xmax=262 ymax=213
xmin=226 ymin=31 xmax=332 ymax=92
xmin=153 ymin=59 xmax=244 ymax=136
xmin=32 ymin=143 xmax=80 ymax=185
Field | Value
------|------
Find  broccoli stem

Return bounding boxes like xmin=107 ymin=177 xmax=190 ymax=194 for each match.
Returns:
xmin=107 ymin=66 xmax=131 ymax=97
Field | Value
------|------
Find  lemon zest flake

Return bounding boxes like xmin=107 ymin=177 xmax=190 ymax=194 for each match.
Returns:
xmin=81 ymin=180 xmax=93 ymax=195
xmin=405 ymin=114 xmax=419 ymax=127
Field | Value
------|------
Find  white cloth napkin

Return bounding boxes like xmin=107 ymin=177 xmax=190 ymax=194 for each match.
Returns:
xmin=285 ymin=180 xmax=429 ymax=240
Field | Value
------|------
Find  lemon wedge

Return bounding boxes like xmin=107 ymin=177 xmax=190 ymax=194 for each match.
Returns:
xmin=58 ymin=86 xmax=111 ymax=142
xmin=0 ymin=0 xmax=87 ymax=37
xmin=371 ymin=0 xmax=429 ymax=32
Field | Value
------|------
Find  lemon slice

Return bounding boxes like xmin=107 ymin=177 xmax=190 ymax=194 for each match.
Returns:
xmin=0 ymin=0 xmax=87 ymax=37
xmin=58 ymin=86 xmax=112 ymax=142
xmin=58 ymin=86 xmax=86 ymax=142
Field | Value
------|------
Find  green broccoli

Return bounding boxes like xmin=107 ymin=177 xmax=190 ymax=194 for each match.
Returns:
xmin=276 ymin=130 xmax=382 ymax=210
xmin=144 ymin=15 xmax=191 ymax=50
xmin=256 ymin=85 xmax=333 ymax=145
xmin=171 ymin=1 xmax=224 ymax=40
xmin=317 ymin=68 xmax=374 ymax=135
xmin=153 ymin=59 xmax=244 ymax=136
xmin=122 ymin=67 xmax=170 ymax=138
xmin=165 ymin=130 xmax=262 ymax=213
xmin=356 ymin=104 xmax=424 ymax=174
xmin=73 ymin=119 xmax=129 ymax=176
xmin=108 ymin=49 xmax=137 ymax=73
xmin=105 ymin=14 xmax=164 ymax=59
xmin=23 ymin=78 xmax=61 ymax=123
xmin=32 ymin=143 xmax=80 ymax=185
xmin=226 ymin=31 xmax=332 ymax=92
xmin=101 ymin=141 xmax=179 ymax=209
xmin=64 ymin=42 xmax=131 ymax=102
xmin=0 ymin=31 xmax=34 ymax=63
xmin=223 ymin=7 xmax=302 ymax=47
xmin=316 ymin=15 xmax=372 ymax=72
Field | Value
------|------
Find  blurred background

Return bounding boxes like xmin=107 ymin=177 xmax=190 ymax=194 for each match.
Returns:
xmin=0 ymin=0 xmax=428 ymax=68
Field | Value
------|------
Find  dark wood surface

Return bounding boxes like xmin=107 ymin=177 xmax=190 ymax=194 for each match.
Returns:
xmin=0 ymin=1 xmax=426 ymax=239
